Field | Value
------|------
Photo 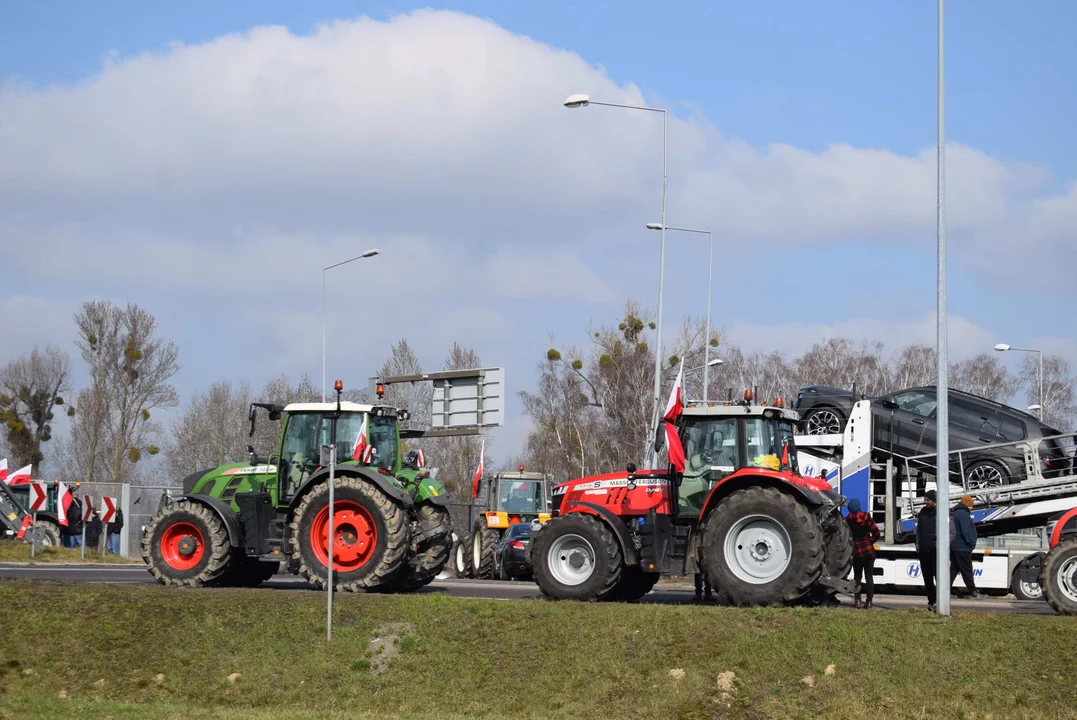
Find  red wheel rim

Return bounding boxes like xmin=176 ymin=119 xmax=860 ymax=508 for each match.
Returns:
xmin=160 ymin=521 xmax=205 ymax=571
xmin=310 ymin=500 xmax=378 ymax=572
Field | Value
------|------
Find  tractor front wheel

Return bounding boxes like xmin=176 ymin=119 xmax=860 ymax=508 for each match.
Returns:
xmin=454 ymin=534 xmax=473 ymax=578
xmin=395 ymin=503 xmax=452 ymax=591
xmin=531 ymin=514 xmax=622 ymax=601
xmin=291 ymin=477 xmax=408 ymax=592
xmin=1042 ymin=539 xmax=1077 ymax=616
xmin=142 ymin=500 xmax=233 ymax=587
xmin=471 ymin=518 xmax=499 ymax=580
xmin=702 ymin=486 xmax=824 ymax=607
xmin=29 ymin=519 xmax=62 ymax=548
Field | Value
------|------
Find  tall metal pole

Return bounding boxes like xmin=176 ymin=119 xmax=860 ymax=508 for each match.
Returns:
xmin=703 ymin=230 xmax=713 ymax=402
xmin=327 ymin=438 xmax=335 ymax=641
xmin=321 ymin=269 xmax=327 ymax=403
xmin=648 ymin=110 xmax=669 ymax=467
xmin=935 ymin=0 xmax=951 ymax=618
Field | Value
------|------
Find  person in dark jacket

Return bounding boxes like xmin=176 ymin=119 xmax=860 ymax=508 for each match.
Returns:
xmin=107 ymin=508 xmax=124 ymax=555
xmin=845 ymin=498 xmax=881 ymax=609
xmin=915 ymin=490 xmax=939 ymax=610
xmin=950 ymin=495 xmax=984 ymax=598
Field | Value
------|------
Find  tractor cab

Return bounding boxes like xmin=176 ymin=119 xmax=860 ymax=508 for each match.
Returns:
xmin=671 ymin=399 xmax=801 ymax=520
xmin=485 ymin=470 xmax=552 ymax=526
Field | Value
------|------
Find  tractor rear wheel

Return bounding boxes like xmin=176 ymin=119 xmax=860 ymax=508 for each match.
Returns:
xmin=142 ymin=500 xmax=233 ymax=587
xmin=1042 ymin=539 xmax=1077 ymax=616
xmin=471 ymin=518 xmax=499 ymax=580
xmin=702 ymin=486 xmax=824 ymax=607
xmin=531 ymin=514 xmax=622 ymax=601
xmin=454 ymin=534 xmax=473 ymax=578
xmin=395 ymin=503 xmax=452 ymax=591
xmin=611 ymin=566 xmax=660 ymax=602
xmin=29 ymin=519 xmax=62 ymax=548
xmin=291 ymin=477 xmax=408 ymax=592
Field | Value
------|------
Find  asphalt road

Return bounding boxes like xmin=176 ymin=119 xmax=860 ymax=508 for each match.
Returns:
xmin=0 ymin=563 xmax=1056 ymax=615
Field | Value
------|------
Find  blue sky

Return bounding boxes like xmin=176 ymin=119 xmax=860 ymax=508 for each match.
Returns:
xmin=2 ymin=1 xmax=1075 ymax=463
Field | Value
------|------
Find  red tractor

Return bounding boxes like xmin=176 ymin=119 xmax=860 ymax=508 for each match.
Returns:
xmin=1041 ymin=506 xmax=1077 ymax=615
xmin=531 ymin=397 xmax=853 ymax=605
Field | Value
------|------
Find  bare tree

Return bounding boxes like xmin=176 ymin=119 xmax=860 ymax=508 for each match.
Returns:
xmin=951 ymin=353 xmax=1018 ymax=403
xmin=887 ymin=345 xmax=937 ymax=392
xmin=165 ymin=381 xmax=253 ymax=480
xmin=0 ymin=346 xmax=71 ymax=474
xmin=794 ymin=338 xmax=887 ymax=396
xmin=1022 ymin=356 xmax=1077 ymax=430
xmin=69 ymin=301 xmax=180 ymax=485
xmin=376 ymin=339 xmax=432 ymax=430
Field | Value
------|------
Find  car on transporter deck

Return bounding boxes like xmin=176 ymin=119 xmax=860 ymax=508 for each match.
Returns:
xmin=794 ymin=385 xmax=1071 ymax=487
xmin=531 ymin=396 xmax=853 ymax=606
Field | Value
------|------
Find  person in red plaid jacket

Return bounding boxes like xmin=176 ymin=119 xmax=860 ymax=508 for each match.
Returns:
xmin=845 ymin=498 xmax=881 ymax=609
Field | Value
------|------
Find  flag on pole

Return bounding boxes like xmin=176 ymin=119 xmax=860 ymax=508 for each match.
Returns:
xmin=416 ymin=449 xmax=426 ymax=469
xmin=352 ymin=415 xmax=369 ymax=462
xmin=7 ymin=463 xmax=32 ymax=486
xmin=471 ymin=438 xmax=485 ymax=498
xmin=663 ymin=364 xmax=686 ymax=472
xmin=57 ymin=481 xmax=74 ymax=527
xmin=0 ymin=458 xmax=7 ymax=483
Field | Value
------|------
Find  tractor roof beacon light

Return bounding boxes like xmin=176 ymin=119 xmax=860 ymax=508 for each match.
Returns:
xmin=774 ymin=397 xmax=784 ymax=408
xmin=376 ymin=383 xmax=385 ymax=399
xmin=334 ymin=380 xmax=343 ymax=392
xmin=519 ymin=465 xmax=525 ymax=472
xmin=743 ymin=389 xmax=753 ymax=403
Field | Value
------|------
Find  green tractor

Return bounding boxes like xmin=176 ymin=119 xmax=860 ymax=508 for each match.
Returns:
xmin=142 ymin=386 xmax=452 ymax=592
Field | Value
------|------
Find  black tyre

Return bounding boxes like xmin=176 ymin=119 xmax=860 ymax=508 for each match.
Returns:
xmin=291 ymin=476 xmax=408 ymax=592
xmin=29 ymin=519 xmax=62 ymax=548
xmin=1010 ymin=559 xmax=1043 ymax=601
xmin=471 ymin=518 xmax=499 ymax=580
xmin=395 ymin=503 xmax=452 ymax=591
xmin=702 ymin=486 xmax=825 ymax=607
xmin=142 ymin=500 xmax=233 ymax=587
xmin=611 ymin=565 xmax=660 ymax=602
xmin=823 ymin=512 xmax=853 ymax=583
xmin=454 ymin=534 xmax=473 ymax=578
xmin=531 ymin=514 xmax=622 ymax=601
xmin=1042 ymin=539 xmax=1077 ymax=616
xmin=801 ymin=407 xmax=845 ymax=436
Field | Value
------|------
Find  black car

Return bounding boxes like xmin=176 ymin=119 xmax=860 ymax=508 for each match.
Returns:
xmin=493 ymin=522 xmax=534 ymax=580
xmin=794 ymin=385 xmax=1071 ymax=487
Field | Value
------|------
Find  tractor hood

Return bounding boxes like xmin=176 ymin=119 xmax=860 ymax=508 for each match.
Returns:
xmin=183 ymin=462 xmax=278 ymax=496
xmin=552 ymin=468 xmax=670 ymax=497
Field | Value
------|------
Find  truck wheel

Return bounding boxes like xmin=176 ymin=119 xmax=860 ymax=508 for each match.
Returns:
xmin=1042 ymin=539 xmax=1077 ymax=615
xmin=702 ymin=486 xmax=824 ymax=607
xmin=611 ymin=566 xmax=660 ymax=602
xmin=142 ymin=500 xmax=233 ymax=587
xmin=291 ymin=477 xmax=408 ymax=592
xmin=395 ymin=504 xmax=452 ymax=591
xmin=531 ymin=514 xmax=622 ymax=601
xmin=471 ymin=518 xmax=499 ymax=580
xmin=455 ymin=534 xmax=473 ymax=578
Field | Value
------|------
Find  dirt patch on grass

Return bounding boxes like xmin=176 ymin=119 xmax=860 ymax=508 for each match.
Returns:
xmin=368 ymin=622 xmax=414 ymax=676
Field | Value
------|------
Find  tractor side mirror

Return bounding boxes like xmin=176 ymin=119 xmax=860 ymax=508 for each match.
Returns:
xmin=248 ymin=405 xmax=257 ymax=437
xmin=247 ymin=445 xmax=261 ymax=466
xmin=626 ymin=462 xmax=638 ymax=475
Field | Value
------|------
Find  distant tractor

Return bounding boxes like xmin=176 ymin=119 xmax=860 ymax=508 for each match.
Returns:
xmin=463 ymin=469 xmax=552 ymax=579
xmin=3 ymin=481 xmax=83 ymax=547
xmin=141 ymin=383 xmax=452 ymax=591
xmin=532 ymin=395 xmax=853 ymax=605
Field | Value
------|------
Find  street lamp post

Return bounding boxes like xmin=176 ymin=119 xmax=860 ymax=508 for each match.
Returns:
xmin=322 ymin=249 xmax=381 ymax=402
xmin=647 ymin=223 xmax=714 ymax=400
xmin=565 ymin=94 xmax=668 ymax=465
xmin=994 ymin=343 xmax=1043 ymax=420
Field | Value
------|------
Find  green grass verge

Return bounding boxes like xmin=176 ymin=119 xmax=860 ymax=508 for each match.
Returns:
xmin=0 ymin=540 xmax=139 ymax=564
xmin=0 ymin=581 xmax=1073 ymax=720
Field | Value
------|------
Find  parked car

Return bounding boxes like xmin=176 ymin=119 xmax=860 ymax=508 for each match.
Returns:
xmin=794 ymin=385 xmax=1071 ymax=487
xmin=493 ymin=522 xmax=534 ymax=580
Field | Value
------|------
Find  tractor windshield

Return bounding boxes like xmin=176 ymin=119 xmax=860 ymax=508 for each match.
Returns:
xmin=745 ymin=418 xmax=798 ymax=473
xmin=497 ymin=480 xmax=545 ymax=514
